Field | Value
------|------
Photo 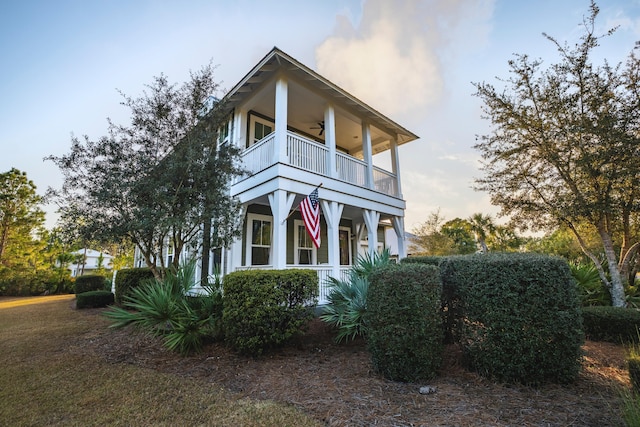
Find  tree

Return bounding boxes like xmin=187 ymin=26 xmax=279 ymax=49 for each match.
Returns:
xmin=525 ymin=223 xmax=602 ymax=263
xmin=473 ymin=1 xmax=640 ymax=306
xmin=467 ymin=213 xmax=496 ymax=254
xmin=0 ymin=169 xmax=52 ymax=295
xmin=410 ymin=209 xmax=455 ymax=255
xmin=0 ymin=168 xmax=44 ymax=265
xmin=48 ymin=65 xmax=245 ymax=280
xmin=410 ymin=210 xmax=477 ymax=255
xmin=440 ymin=218 xmax=476 ymax=254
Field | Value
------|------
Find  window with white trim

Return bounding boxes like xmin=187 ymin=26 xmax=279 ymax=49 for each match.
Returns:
xmin=219 ymin=119 xmax=230 ymax=145
xmin=247 ymin=213 xmax=272 ymax=265
xmin=248 ymin=114 xmax=274 ymax=147
xmin=294 ymin=220 xmax=317 ymax=265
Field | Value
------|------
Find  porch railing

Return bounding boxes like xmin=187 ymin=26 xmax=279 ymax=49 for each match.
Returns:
xmin=236 ymin=131 xmax=399 ymax=198
xmin=287 ymin=133 xmax=328 ymax=175
xmin=336 ymin=151 xmax=366 ymax=186
xmin=236 ymin=132 xmax=276 ymax=179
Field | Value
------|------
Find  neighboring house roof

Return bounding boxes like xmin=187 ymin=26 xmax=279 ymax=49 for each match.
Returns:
xmin=71 ymin=249 xmax=114 ymax=260
xmin=223 ymin=47 xmax=419 ymax=156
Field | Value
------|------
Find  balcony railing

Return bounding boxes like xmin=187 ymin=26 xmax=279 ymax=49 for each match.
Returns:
xmin=236 ymin=131 xmax=399 ymax=198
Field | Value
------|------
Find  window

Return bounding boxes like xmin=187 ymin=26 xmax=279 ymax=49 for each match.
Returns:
xmin=339 ymin=228 xmax=352 ymax=265
xmin=248 ymin=114 xmax=274 ymax=147
xmin=294 ymin=220 xmax=317 ymax=265
xmin=166 ymin=244 xmax=174 ymax=266
xmin=247 ymin=214 xmax=272 ymax=265
xmin=219 ymin=120 xmax=230 ymax=144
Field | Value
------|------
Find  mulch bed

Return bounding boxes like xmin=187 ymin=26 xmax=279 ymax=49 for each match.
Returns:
xmin=77 ymin=309 xmax=628 ymax=426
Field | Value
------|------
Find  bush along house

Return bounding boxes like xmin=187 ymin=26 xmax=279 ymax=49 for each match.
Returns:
xmin=133 ymin=47 xmax=419 ymax=303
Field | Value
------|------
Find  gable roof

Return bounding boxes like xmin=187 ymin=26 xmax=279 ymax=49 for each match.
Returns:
xmin=223 ymin=47 xmax=418 ymax=146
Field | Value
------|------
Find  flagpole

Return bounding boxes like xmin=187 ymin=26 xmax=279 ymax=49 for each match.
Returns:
xmin=281 ymin=183 xmax=323 ymax=224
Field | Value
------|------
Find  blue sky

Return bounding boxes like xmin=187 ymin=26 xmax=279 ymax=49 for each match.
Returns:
xmin=1 ymin=0 xmax=639 ymax=231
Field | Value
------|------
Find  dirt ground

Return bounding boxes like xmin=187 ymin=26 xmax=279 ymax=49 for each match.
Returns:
xmin=78 ymin=308 xmax=629 ymax=426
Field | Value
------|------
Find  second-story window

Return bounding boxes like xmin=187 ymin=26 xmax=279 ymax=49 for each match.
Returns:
xmin=219 ymin=120 xmax=230 ymax=145
xmin=248 ymin=114 xmax=274 ymax=147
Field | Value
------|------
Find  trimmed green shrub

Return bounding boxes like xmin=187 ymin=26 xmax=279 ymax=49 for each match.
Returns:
xmin=76 ymin=290 xmax=114 ymax=309
xmin=222 ymin=269 xmax=318 ymax=356
xmin=113 ymin=268 xmax=156 ymax=304
xmin=400 ymin=256 xmax=443 ymax=267
xmin=105 ymin=261 xmax=223 ymax=355
xmin=365 ymin=263 xmax=443 ymax=382
xmin=582 ymin=306 xmax=640 ymax=343
xmin=445 ymin=253 xmax=583 ymax=385
xmin=402 ymin=255 xmax=462 ymax=343
xmin=75 ymin=274 xmax=106 ymax=294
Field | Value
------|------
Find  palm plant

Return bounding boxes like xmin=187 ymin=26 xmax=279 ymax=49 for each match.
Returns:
xmin=569 ymin=260 xmax=611 ymax=306
xmin=320 ymin=248 xmax=392 ymax=343
xmin=104 ymin=259 xmax=223 ymax=354
xmin=467 ymin=213 xmax=496 ymax=253
xmin=320 ymin=276 xmax=369 ymax=343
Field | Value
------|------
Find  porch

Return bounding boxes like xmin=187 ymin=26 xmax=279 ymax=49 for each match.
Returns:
xmin=235 ymin=130 xmax=400 ymax=199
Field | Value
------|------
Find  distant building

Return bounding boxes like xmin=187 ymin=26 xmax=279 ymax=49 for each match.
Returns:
xmin=69 ymin=249 xmax=114 ymax=277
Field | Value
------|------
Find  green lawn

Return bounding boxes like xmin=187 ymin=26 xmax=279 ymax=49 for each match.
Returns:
xmin=0 ymin=295 xmax=320 ymax=426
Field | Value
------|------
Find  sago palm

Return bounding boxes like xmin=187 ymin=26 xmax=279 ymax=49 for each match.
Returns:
xmin=320 ymin=248 xmax=393 ymax=342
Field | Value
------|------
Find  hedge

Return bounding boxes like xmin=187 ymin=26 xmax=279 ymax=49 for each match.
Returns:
xmin=581 ymin=306 xmax=640 ymax=343
xmin=366 ymin=263 xmax=443 ymax=382
xmin=76 ymin=290 xmax=114 ymax=309
xmin=75 ymin=274 xmax=106 ymax=294
xmin=222 ymin=269 xmax=318 ymax=355
xmin=404 ymin=253 xmax=584 ymax=385
xmin=113 ymin=268 xmax=156 ymax=304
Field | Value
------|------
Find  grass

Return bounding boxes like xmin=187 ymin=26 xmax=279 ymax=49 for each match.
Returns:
xmin=0 ymin=295 xmax=321 ymax=427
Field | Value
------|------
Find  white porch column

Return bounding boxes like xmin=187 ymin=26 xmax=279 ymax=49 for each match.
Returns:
xmin=390 ymin=136 xmax=402 ymax=198
xmin=362 ymin=122 xmax=374 ymax=189
xmin=274 ymin=75 xmax=288 ymax=164
xmin=354 ymin=222 xmax=366 ymax=259
xmin=321 ymin=200 xmax=344 ymax=279
xmin=362 ymin=209 xmax=380 ymax=258
xmin=392 ymin=216 xmax=407 ymax=259
xmin=324 ymin=104 xmax=337 ymax=178
xmin=234 ymin=107 xmax=248 ymax=149
xmin=268 ymin=190 xmax=296 ymax=269
xmin=228 ymin=203 xmax=247 ymax=272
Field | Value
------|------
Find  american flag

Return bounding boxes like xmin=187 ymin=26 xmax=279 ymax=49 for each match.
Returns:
xmin=300 ymin=188 xmax=320 ymax=248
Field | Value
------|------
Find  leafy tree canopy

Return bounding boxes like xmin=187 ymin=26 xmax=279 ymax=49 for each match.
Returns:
xmin=47 ymin=63 xmax=245 ymax=279
xmin=410 ymin=209 xmax=520 ymax=255
xmin=473 ymin=1 xmax=640 ymax=306
xmin=0 ymin=168 xmax=45 ymax=266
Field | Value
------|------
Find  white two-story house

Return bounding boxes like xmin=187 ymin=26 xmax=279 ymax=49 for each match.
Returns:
xmin=134 ymin=47 xmax=419 ymax=303
xmin=220 ymin=47 xmax=417 ymax=300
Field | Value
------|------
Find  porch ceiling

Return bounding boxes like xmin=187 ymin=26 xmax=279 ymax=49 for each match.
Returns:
xmin=224 ymin=47 xmax=419 ymax=157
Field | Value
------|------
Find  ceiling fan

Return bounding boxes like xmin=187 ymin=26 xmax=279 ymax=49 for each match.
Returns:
xmin=310 ymin=120 xmax=325 ymax=135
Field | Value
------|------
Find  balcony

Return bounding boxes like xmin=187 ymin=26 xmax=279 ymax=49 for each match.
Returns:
xmin=235 ymin=131 xmax=399 ymax=198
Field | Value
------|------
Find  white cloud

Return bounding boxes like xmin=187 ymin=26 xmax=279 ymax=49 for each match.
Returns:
xmin=315 ymin=0 xmax=493 ymax=116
